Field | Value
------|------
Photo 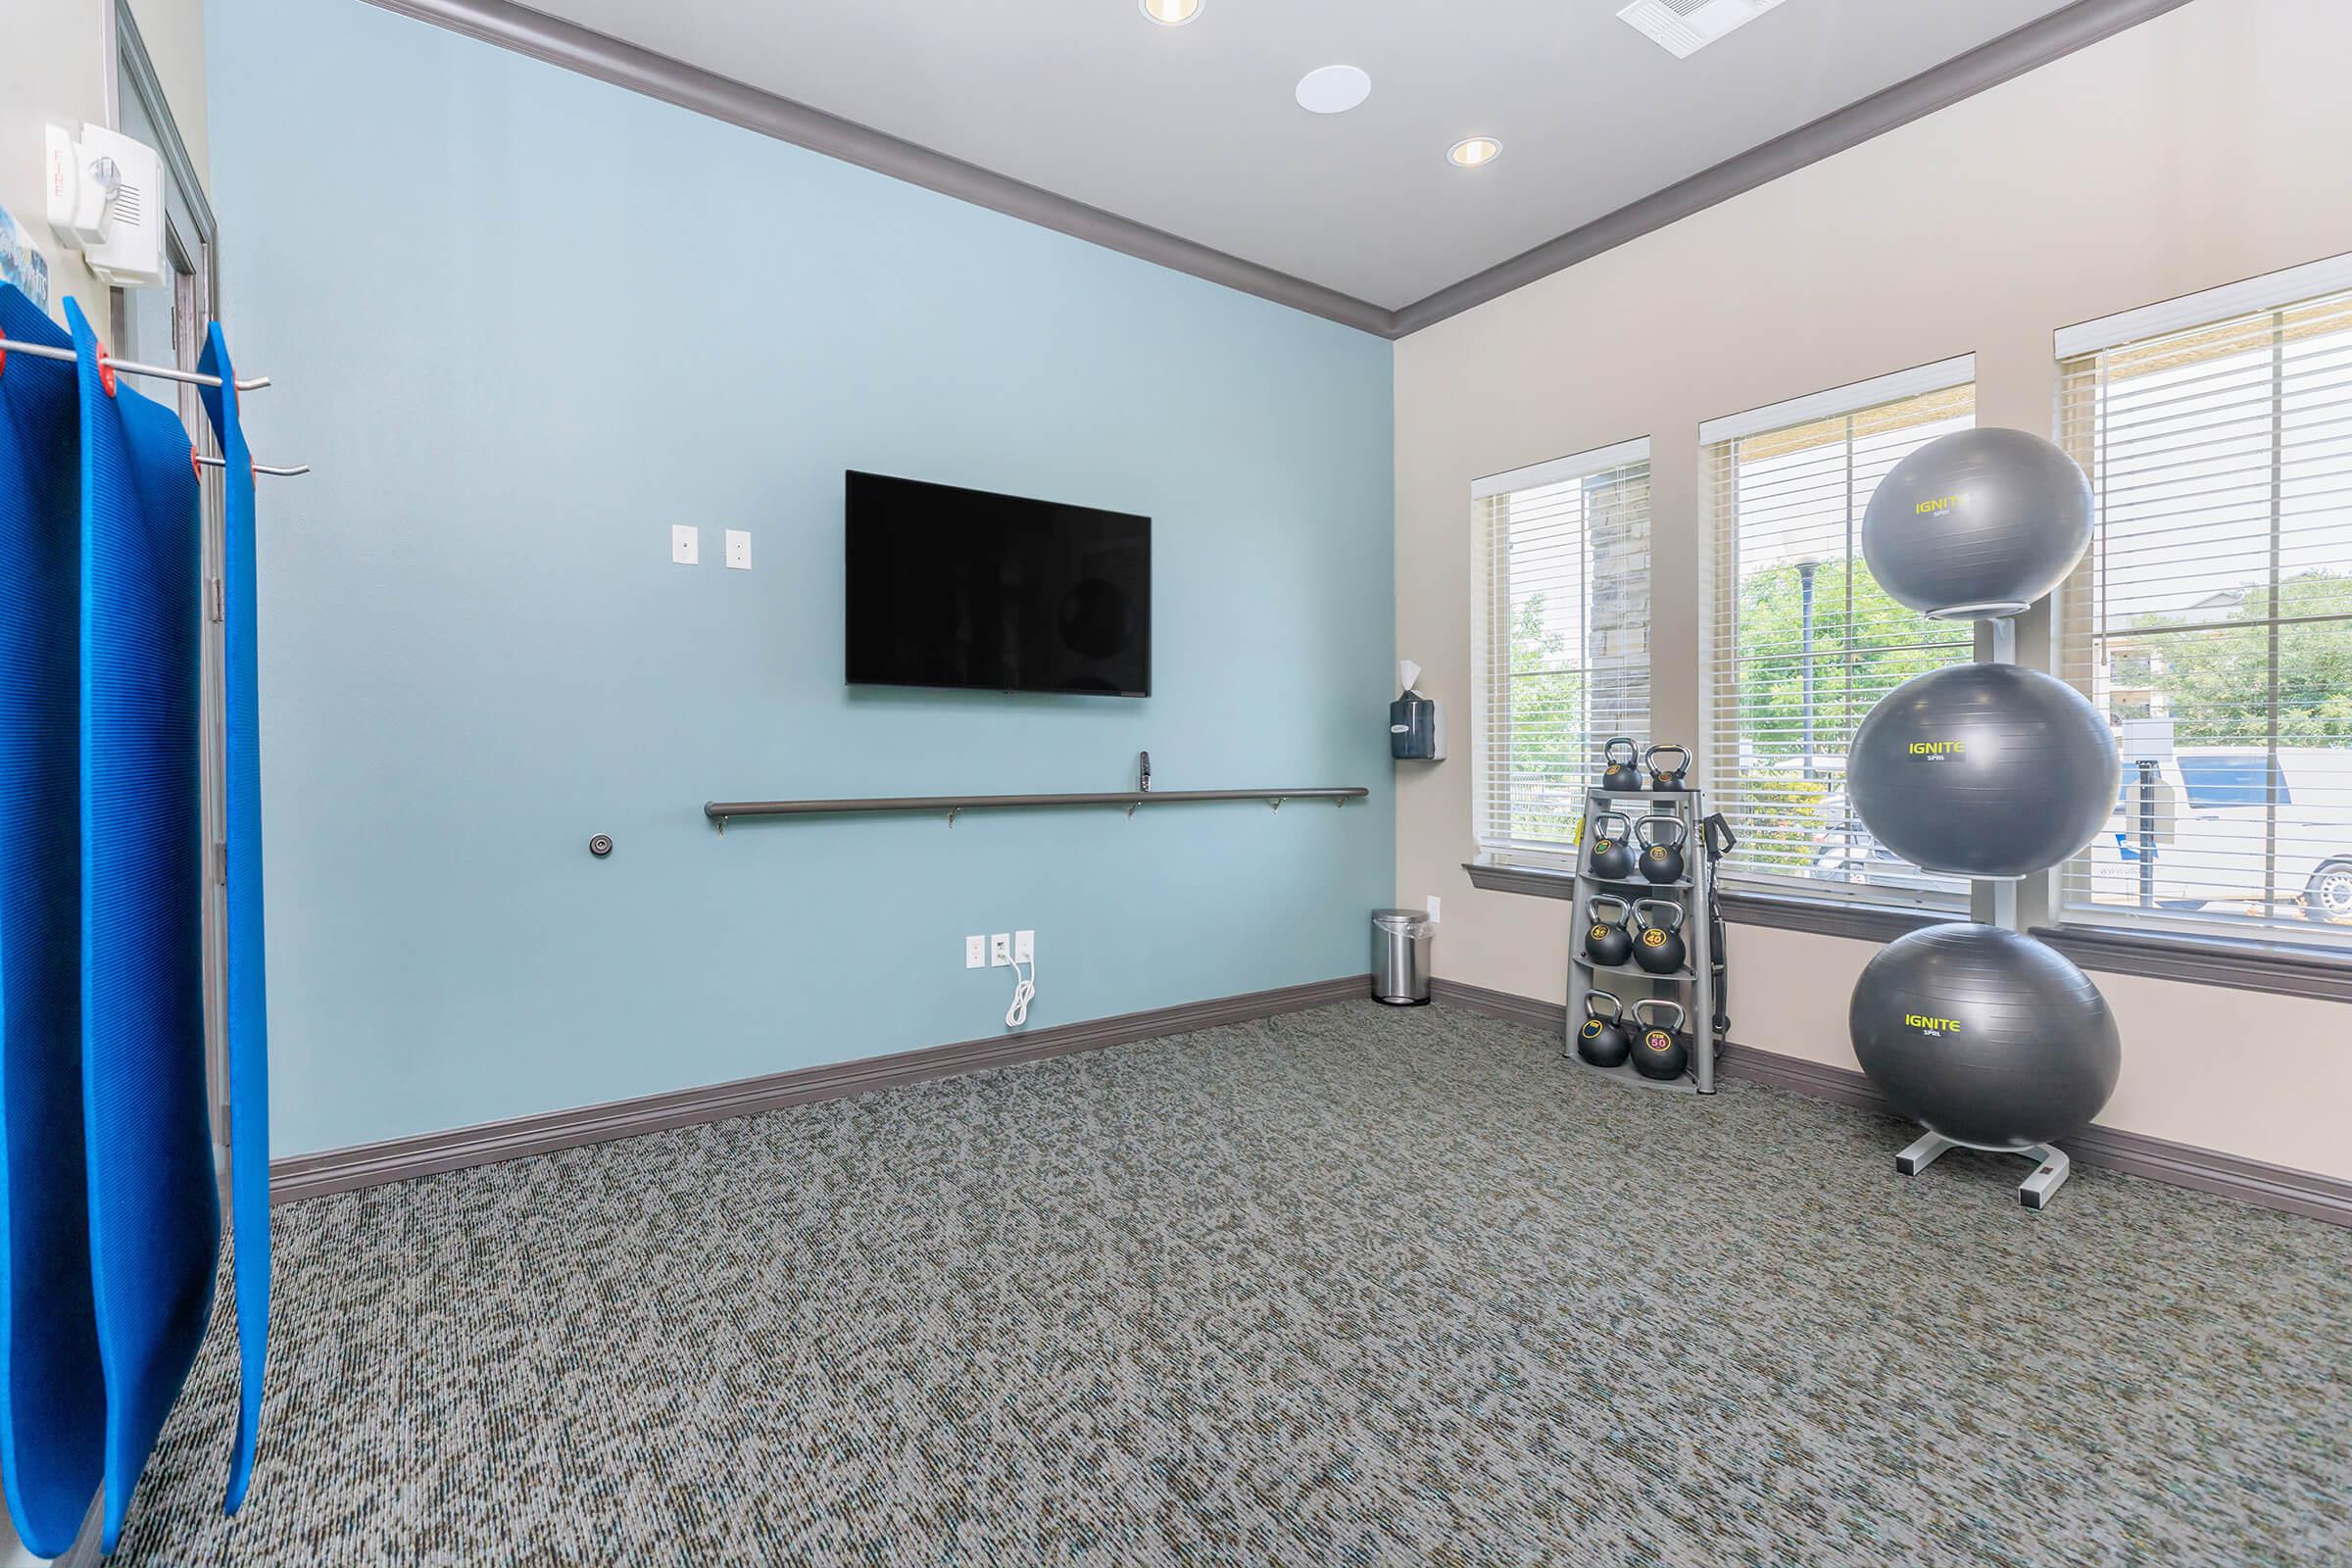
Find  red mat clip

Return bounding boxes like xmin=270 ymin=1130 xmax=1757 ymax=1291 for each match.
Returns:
xmin=96 ymin=340 xmax=117 ymax=397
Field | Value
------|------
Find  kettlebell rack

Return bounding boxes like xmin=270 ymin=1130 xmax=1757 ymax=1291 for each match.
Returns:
xmin=1565 ymin=784 xmax=1718 ymax=1096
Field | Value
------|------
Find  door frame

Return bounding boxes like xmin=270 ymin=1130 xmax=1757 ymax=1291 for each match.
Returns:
xmin=112 ymin=1 xmax=233 ymax=1164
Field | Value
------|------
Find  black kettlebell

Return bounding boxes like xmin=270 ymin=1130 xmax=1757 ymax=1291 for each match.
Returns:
xmin=1587 ymin=812 xmax=1636 ymax=881
xmin=1600 ymin=736 xmax=1643 ymax=793
xmin=1583 ymin=896 xmax=1634 ymax=967
xmin=1575 ymin=991 xmax=1632 ymax=1068
xmin=1644 ymin=743 xmax=1691 ymax=792
xmin=1631 ymin=999 xmax=1690 ymax=1081
xmin=1637 ymin=815 xmax=1688 ymax=884
xmin=1631 ymin=900 xmax=1687 ymax=975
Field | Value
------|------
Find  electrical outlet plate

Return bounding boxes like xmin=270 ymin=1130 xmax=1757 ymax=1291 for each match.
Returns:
xmin=1425 ymin=896 xmax=1441 ymax=923
xmin=990 ymin=933 xmax=1012 ymax=967
xmin=671 ymin=524 xmax=699 ymax=564
xmin=1013 ymin=929 xmax=1034 ymax=963
xmin=724 ymin=529 xmax=751 ymax=570
xmin=964 ymin=935 xmax=987 ymax=969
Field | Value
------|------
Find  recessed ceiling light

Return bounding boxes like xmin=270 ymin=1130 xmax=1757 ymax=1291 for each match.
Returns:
xmin=1295 ymin=65 xmax=1372 ymax=115
xmin=1140 ymin=0 xmax=1200 ymax=24
xmin=1448 ymin=137 xmax=1501 ymax=169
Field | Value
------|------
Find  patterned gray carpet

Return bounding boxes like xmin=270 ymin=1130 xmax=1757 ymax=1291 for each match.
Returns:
xmin=112 ymin=1001 xmax=2349 ymax=1566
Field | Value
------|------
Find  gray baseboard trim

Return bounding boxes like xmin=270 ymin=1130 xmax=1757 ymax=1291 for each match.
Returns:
xmin=1715 ymin=1042 xmax=1897 ymax=1116
xmin=1389 ymin=0 xmax=2196 ymax=335
xmin=2032 ymin=923 xmax=2352 ymax=1004
xmin=270 ymin=975 xmax=1370 ymax=1204
xmin=1432 ymin=982 xmax=2352 ymax=1228
xmin=1430 ymin=977 xmax=1565 ymax=1034
xmin=359 ymin=0 xmax=1392 ymax=336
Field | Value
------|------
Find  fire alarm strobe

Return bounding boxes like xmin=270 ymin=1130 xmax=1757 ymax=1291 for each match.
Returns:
xmin=44 ymin=122 xmax=166 ymax=289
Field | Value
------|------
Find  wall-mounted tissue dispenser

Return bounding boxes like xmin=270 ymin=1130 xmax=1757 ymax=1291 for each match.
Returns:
xmin=1391 ymin=661 xmax=1444 ymax=761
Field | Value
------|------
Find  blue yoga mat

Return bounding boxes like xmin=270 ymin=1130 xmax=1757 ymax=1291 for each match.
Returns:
xmin=199 ymin=324 xmax=271 ymax=1516
xmin=0 ymin=286 xmax=104 ymax=1557
xmin=67 ymin=298 xmax=218 ymax=1553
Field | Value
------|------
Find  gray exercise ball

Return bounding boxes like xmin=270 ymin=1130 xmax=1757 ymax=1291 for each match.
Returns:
xmin=1848 ymin=662 xmax=2120 ymax=878
xmin=1862 ymin=427 xmax=2093 ymax=618
xmin=1850 ymin=924 xmax=2120 ymax=1151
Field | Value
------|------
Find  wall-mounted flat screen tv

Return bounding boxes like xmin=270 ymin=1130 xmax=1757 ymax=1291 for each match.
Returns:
xmin=844 ymin=471 xmax=1152 ymax=698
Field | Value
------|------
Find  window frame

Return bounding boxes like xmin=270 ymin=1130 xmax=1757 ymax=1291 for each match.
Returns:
xmin=1469 ymin=437 xmax=1652 ymax=871
xmin=2050 ymin=256 xmax=2352 ymax=967
xmin=1699 ymin=357 xmax=1979 ymax=917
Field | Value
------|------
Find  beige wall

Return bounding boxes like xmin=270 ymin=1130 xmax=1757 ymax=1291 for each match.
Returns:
xmin=0 ymin=0 xmax=208 ymax=322
xmin=1395 ymin=0 xmax=2352 ymax=1181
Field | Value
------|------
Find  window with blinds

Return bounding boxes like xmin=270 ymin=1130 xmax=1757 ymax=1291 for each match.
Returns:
xmin=1701 ymin=366 xmax=1976 ymax=906
xmin=1471 ymin=440 xmax=1651 ymax=864
xmin=2056 ymin=266 xmax=2352 ymax=949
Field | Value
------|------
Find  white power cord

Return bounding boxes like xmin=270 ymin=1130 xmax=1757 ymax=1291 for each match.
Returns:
xmin=1005 ymin=952 xmax=1037 ymax=1028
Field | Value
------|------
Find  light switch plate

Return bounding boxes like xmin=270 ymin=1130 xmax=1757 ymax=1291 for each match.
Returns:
xmin=671 ymin=524 xmax=699 ymax=565
xmin=964 ymin=935 xmax=987 ymax=969
xmin=1425 ymin=896 xmax=1441 ymax=923
xmin=724 ymin=529 xmax=751 ymax=570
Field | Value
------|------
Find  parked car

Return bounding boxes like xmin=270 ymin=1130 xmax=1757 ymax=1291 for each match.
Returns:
xmin=1800 ymin=749 xmax=2352 ymax=923
xmin=2090 ymin=748 xmax=2352 ymax=922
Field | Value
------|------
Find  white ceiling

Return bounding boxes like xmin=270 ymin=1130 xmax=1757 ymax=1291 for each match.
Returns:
xmin=532 ymin=0 xmax=2081 ymax=311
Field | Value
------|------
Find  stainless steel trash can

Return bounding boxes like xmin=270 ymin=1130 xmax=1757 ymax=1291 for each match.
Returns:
xmin=1371 ymin=909 xmax=1433 ymax=1005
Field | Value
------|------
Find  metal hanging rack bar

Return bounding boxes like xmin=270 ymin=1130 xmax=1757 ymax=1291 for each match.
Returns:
xmin=1 ymin=337 xmax=271 ymax=391
xmin=195 ymin=455 xmax=311 ymax=478
xmin=706 ymin=786 xmax=1368 ymax=831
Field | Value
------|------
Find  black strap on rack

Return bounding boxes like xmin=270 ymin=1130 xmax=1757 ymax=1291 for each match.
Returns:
xmin=1700 ymin=813 xmax=1736 ymax=1055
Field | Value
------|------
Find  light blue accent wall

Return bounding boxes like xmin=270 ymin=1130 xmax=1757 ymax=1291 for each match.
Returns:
xmin=207 ymin=0 xmax=1396 ymax=1156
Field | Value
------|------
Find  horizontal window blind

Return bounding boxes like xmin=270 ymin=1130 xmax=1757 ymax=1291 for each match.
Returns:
xmin=1472 ymin=443 xmax=1651 ymax=864
xmin=2057 ymin=282 xmax=2352 ymax=949
xmin=1703 ymin=379 xmax=1976 ymax=906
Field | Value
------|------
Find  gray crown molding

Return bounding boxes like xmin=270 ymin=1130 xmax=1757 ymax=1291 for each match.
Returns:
xmin=363 ymin=0 xmax=2193 ymax=341
xmin=270 ymin=974 xmax=1370 ymax=1203
xmin=2033 ymin=924 xmax=2352 ymax=1004
xmin=1387 ymin=0 xmax=2199 ymax=336
xmin=359 ymin=0 xmax=1393 ymax=335
xmin=1429 ymin=982 xmax=2352 ymax=1228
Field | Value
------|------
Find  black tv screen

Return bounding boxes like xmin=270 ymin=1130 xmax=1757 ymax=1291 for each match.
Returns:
xmin=844 ymin=471 xmax=1152 ymax=698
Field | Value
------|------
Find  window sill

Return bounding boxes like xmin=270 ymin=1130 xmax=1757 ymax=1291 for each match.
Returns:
xmin=1462 ymin=858 xmax=1579 ymax=901
xmin=1721 ymin=891 xmax=1958 ymax=943
xmin=2032 ymin=924 xmax=2352 ymax=1004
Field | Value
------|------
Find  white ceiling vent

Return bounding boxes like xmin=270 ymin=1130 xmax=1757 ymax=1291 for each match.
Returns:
xmin=1618 ymin=0 xmax=1790 ymax=59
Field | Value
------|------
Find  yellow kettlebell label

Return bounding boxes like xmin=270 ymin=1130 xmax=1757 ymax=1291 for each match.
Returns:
xmin=1591 ymin=924 xmax=1607 ymax=939
xmin=1582 ymin=1020 xmax=1600 ymax=1037
xmin=1643 ymin=930 xmax=1665 ymax=946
